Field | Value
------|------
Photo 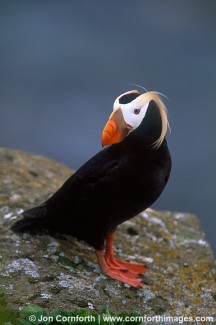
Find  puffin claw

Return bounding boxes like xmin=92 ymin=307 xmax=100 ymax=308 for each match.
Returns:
xmin=104 ymin=268 xmax=144 ymax=287
xmin=96 ymin=250 xmax=144 ymax=287
xmin=109 ymin=257 xmax=147 ymax=274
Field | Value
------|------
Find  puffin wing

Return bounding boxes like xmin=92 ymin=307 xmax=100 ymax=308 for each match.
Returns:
xmin=46 ymin=145 xmax=121 ymax=212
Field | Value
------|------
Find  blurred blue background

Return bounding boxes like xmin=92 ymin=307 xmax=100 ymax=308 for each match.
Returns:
xmin=0 ymin=1 xmax=215 ymax=254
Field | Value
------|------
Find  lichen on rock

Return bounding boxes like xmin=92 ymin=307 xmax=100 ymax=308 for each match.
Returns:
xmin=0 ymin=147 xmax=215 ymax=321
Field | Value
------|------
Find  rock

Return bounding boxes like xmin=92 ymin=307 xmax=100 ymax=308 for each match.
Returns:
xmin=0 ymin=148 xmax=216 ymax=321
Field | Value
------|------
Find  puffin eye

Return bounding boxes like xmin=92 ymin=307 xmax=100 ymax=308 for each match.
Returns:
xmin=134 ymin=108 xmax=141 ymax=115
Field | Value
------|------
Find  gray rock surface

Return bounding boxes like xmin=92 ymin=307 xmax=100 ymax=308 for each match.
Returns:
xmin=0 ymin=148 xmax=216 ymax=323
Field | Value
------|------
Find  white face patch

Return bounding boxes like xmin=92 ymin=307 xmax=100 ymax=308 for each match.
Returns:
xmin=112 ymin=90 xmax=169 ymax=148
xmin=113 ymin=99 xmax=149 ymax=132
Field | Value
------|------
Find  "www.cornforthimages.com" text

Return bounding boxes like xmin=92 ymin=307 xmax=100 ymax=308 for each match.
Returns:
xmin=31 ymin=314 xmax=215 ymax=324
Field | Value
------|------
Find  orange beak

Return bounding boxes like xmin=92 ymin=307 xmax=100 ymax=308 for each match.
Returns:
xmin=102 ymin=108 xmax=129 ymax=146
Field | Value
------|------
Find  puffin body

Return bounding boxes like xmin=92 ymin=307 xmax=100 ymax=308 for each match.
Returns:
xmin=11 ymin=90 xmax=172 ymax=287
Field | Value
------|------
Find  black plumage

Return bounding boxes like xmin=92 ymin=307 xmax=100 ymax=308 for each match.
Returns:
xmin=11 ymin=94 xmax=172 ymax=287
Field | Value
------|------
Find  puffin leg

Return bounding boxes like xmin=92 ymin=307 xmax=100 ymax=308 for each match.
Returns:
xmin=96 ymin=250 xmax=143 ymax=287
xmin=105 ymin=233 xmax=147 ymax=274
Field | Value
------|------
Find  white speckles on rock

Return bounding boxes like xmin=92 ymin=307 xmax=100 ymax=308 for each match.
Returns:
xmin=57 ymin=272 xmax=101 ymax=301
xmin=88 ymin=302 xmax=94 ymax=309
xmin=0 ymin=283 xmax=14 ymax=295
xmin=42 ymin=254 xmax=49 ymax=259
xmin=41 ymin=293 xmax=52 ymax=299
xmin=174 ymin=212 xmax=188 ymax=220
xmin=140 ymin=212 xmax=169 ymax=233
xmin=50 ymin=255 xmax=59 ymax=263
xmin=16 ymin=208 xmax=24 ymax=215
xmin=86 ymin=260 xmax=97 ymax=268
xmin=58 ymin=273 xmax=75 ymax=290
xmin=141 ymin=287 xmax=155 ymax=303
xmin=47 ymin=238 xmax=59 ymax=247
xmin=103 ymin=285 xmax=121 ymax=297
xmin=10 ymin=194 xmax=22 ymax=202
xmin=3 ymin=179 xmax=12 ymax=185
xmin=124 ymin=253 xmax=153 ymax=265
xmin=142 ymin=256 xmax=154 ymax=264
xmin=6 ymin=258 xmax=40 ymax=278
xmin=198 ymin=239 xmax=209 ymax=247
xmin=123 ymin=283 xmax=130 ymax=289
xmin=93 ymin=275 xmax=105 ymax=283
xmin=4 ymin=212 xmax=13 ymax=219
xmin=179 ymin=238 xmax=209 ymax=248
xmin=124 ymin=220 xmax=137 ymax=227
xmin=73 ymin=256 xmax=81 ymax=265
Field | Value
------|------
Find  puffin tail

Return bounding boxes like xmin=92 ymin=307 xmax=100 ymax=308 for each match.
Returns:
xmin=11 ymin=204 xmax=48 ymax=233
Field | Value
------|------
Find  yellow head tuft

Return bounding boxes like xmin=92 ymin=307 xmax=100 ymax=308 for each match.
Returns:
xmin=134 ymin=91 xmax=170 ymax=148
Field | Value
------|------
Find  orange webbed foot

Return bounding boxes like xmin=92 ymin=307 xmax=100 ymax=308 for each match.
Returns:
xmin=96 ymin=250 xmax=144 ymax=287
xmin=95 ymin=232 xmax=147 ymax=288
xmin=106 ymin=255 xmax=147 ymax=274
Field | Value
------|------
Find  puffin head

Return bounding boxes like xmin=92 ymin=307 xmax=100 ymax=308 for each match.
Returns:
xmin=102 ymin=90 xmax=169 ymax=149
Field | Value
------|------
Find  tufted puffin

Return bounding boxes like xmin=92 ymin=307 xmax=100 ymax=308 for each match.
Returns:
xmin=11 ymin=90 xmax=172 ymax=287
